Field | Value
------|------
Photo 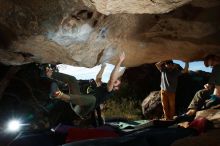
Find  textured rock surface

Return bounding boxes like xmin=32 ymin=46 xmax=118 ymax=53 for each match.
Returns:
xmin=88 ymin=0 xmax=192 ymax=15
xmin=0 ymin=0 xmax=220 ymax=67
xmin=142 ymin=91 xmax=163 ymax=119
xmin=196 ymin=108 xmax=220 ymax=128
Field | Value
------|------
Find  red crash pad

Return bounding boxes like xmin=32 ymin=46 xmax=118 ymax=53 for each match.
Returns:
xmin=66 ymin=128 xmax=119 ymax=143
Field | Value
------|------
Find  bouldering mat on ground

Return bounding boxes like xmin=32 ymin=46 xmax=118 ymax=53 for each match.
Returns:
xmin=105 ymin=119 xmax=175 ymax=132
xmin=65 ymin=128 xmax=119 ymax=143
xmin=62 ymin=127 xmax=196 ymax=146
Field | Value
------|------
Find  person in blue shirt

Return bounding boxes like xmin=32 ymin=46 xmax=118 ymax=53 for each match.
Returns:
xmin=156 ymin=60 xmax=189 ymax=120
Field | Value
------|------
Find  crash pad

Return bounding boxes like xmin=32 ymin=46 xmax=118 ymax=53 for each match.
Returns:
xmin=65 ymin=128 xmax=119 ymax=143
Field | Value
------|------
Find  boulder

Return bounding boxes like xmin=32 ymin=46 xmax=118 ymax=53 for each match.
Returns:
xmin=196 ymin=108 xmax=220 ymax=128
xmin=141 ymin=91 xmax=163 ymax=119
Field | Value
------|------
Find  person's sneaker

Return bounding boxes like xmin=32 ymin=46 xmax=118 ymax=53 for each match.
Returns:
xmin=174 ymin=114 xmax=195 ymax=123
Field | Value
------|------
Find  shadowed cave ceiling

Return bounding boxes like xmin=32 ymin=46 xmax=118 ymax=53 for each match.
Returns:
xmin=0 ymin=0 xmax=220 ymax=67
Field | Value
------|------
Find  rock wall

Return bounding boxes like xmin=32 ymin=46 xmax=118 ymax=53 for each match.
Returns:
xmin=88 ymin=0 xmax=192 ymax=14
xmin=0 ymin=0 xmax=220 ymax=67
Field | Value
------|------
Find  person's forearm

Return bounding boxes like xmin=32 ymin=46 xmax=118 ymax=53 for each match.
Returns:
xmin=155 ymin=61 xmax=165 ymax=70
xmin=118 ymin=68 xmax=126 ymax=78
xmin=182 ymin=62 xmax=189 ymax=73
xmin=107 ymin=52 xmax=125 ymax=91
xmin=96 ymin=64 xmax=106 ymax=86
xmin=107 ymin=60 xmax=122 ymax=92
xmin=109 ymin=60 xmax=123 ymax=82
xmin=96 ymin=63 xmax=106 ymax=79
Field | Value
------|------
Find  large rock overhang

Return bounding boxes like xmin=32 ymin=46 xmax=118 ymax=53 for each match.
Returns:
xmin=0 ymin=0 xmax=220 ymax=67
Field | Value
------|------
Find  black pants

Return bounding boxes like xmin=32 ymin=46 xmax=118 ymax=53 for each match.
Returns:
xmin=187 ymin=89 xmax=220 ymax=110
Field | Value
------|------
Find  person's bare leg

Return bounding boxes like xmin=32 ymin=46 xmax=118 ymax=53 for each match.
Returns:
xmin=169 ymin=92 xmax=176 ymax=120
xmin=161 ymin=90 xmax=170 ymax=120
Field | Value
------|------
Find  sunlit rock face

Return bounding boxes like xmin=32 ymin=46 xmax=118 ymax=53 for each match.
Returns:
xmin=0 ymin=0 xmax=220 ymax=67
xmin=88 ymin=0 xmax=192 ymax=15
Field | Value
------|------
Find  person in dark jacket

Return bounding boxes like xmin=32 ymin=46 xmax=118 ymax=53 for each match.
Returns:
xmin=48 ymin=52 xmax=125 ymax=119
